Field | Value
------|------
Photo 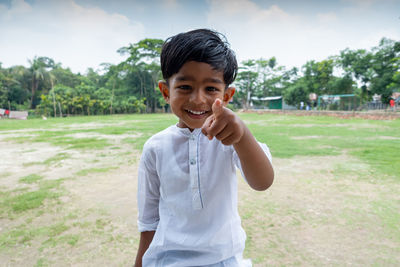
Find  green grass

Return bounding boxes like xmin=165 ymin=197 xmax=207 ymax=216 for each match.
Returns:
xmin=22 ymin=153 xmax=71 ymax=167
xmin=0 ymin=221 xmax=67 ymax=248
xmin=43 ymin=153 xmax=70 ymax=165
xmin=2 ymin=112 xmax=399 ymax=178
xmin=1 ymin=178 xmax=64 ymax=214
xmin=8 ymin=187 xmax=59 ymax=213
xmin=1 ymin=112 xmax=399 ymax=181
xmin=9 ymin=132 xmax=110 ymax=150
xmin=371 ymin=200 xmax=400 ymax=238
xmin=19 ymin=174 xmax=44 ymax=184
xmin=0 ymin=172 xmax=12 ymax=178
xmin=3 ymin=114 xmax=178 ymax=150
xmin=35 ymin=258 xmax=49 ymax=267
xmin=240 ymin=113 xmax=400 ymax=179
xmin=9 ymin=191 xmax=51 ymax=212
xmin=40 ymin=223 xmax=77 ymax=249
xmin=0 ymin=220 xmax=79 ymax=252
xmin=75 ymin=167 xmax=118 ymax=176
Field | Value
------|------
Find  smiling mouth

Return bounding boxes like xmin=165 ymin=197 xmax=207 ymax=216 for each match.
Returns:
xmin=186 ymin=109 xmax=208 ymax=115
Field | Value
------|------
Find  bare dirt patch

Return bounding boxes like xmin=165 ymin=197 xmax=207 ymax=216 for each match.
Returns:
xmin=238 ymin=154 xmax=400 ymax=266
xmin=60 ymin=121 xmax=129 ymax=130
xmin=0 ymin=127 xmax=141 ymax=266
xmin=65 ymin=132 xmax=142 ymax=145
xmin=0 ymin=141 xmax=63 ymax=188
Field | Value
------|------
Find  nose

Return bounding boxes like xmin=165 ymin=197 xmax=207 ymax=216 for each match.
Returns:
xmin=190 ymin=88 xmax=207 ymax=104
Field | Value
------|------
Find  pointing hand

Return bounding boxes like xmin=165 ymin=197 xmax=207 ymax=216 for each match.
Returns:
xmin=201 ymin=99 xmax=245 ymax=145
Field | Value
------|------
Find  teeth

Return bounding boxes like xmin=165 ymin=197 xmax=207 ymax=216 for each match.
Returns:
xmin=188 ymin=110 xmax=206 ymax=115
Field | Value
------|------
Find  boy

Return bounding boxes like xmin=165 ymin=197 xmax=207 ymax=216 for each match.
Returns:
xmin=134 ymin=29 xmax=274 ymax=266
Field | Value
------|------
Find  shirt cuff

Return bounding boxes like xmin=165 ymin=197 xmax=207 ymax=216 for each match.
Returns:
xmin=137 ymin=220 xmax=159 ymax=232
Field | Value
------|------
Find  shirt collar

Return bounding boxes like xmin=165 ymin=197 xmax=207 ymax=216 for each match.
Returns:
xmin=173 ymin=124 xmax=202 ymax=137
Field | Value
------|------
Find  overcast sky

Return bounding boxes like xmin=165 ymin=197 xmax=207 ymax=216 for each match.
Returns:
xmin=1 ymin=0 xmax=399 ymax=74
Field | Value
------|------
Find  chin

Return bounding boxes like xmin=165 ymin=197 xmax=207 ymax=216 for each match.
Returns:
xmin=188 ymin=123 xmax=204 ymax=130
xmin=182 ymin=120 xmax=205 ymax=130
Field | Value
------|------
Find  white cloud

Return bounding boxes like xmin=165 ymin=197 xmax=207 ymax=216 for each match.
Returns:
xmin=0 ymin=0 xmax=145 ymax=73
xmin=0 ymin=0 xmax=32 ymax=16
xmin=206 ymin=0 xmax=399 ymax=70
xmin=207 ymin=0 xmax=321 ymax=68
xmin=340 ymin=0 xmax=386 ymax=6
xmin=1 ymin=0 xmax=398 ymax=73
xmin=317 ymin=12 xmax=338 ymax=23
xmin=162 ymin=0 xmax=179 ymax=9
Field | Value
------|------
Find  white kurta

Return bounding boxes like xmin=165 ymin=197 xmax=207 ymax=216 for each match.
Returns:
xmin=137 ymin=125 xmax=272 ymax=266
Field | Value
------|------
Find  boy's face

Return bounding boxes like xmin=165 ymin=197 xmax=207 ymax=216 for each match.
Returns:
xmin=159 ymin=61 xmax=235 ymax=130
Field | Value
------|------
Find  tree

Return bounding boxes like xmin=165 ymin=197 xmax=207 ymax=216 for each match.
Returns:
xmin=283 ymin=78 xmax=309 ymax=107
xmin=235 ymin=60 xmax=258 ymax=109
xmin=100 ymin=63 xmax=121 ymax=114
xmin=49 ymin=72 xmax=57 ymax=117
xmin=327 ymin=75 xmax=355 ymax=95
xmin=337 ymin=39 xmax=400 ymax=103
xmin=369 ymin=38 xmax=400 ymax=103
xmin=0 ymin=65 xmax=30 ymax=109
xmin=388 ymin=69 xmax=400 ymax=94
xmin=28 ymin=56 xmax=55 ymax=109
xmin=118 ymin=38 xmax=164 ymax=112
xmin=85 ymin=68 xmax=101 ymax=86
xmin=338 ymin=48 xmax=374 ymax=101
xmin=255 ymin=57 xmax=286 ymax=97
xmin=0 ymin=64 xmax=8 ymax=108
xmin=338 ymin=48 xmax=373 ymax=85
xmin=50 ymin=67 xmax=82 ymax=89
xmin=302 ymin=59 xmax=335 ymax=96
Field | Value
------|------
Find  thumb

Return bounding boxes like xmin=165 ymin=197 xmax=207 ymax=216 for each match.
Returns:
xmin=212 ymin=98 xmax=224 ymax=118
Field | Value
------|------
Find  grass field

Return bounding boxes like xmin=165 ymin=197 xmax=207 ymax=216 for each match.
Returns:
xmin=0 ymin=113 xmax=399 ymax=266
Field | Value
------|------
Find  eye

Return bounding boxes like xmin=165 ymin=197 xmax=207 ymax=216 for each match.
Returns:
xmin=206 ymin=87 xmax=220 ymax=92
xmin=177 ymin=85 xmax=191 ymax=90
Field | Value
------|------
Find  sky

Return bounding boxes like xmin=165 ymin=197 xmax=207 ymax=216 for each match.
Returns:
xmin=0 ymin=0 xmax=399 ymax=74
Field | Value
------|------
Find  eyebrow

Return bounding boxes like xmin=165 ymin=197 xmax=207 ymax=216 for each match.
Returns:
xmin=175 ymin=75 xmax=224 ymax=84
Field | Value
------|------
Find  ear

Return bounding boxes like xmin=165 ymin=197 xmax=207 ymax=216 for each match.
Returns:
xmin=158 ymin=81 xmax=170 ymax=104
xmin=222 ymin=87 xmax=235 ymax=106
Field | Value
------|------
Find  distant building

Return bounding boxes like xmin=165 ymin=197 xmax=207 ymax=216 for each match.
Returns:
xmin=250 ymin=96 xmax=296 ymax=110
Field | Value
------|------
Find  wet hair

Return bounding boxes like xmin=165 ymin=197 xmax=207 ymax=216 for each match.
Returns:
xmin=160 ymin=29 xmax=238 ymax=87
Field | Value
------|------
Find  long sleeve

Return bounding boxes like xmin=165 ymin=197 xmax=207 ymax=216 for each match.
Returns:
xmin=232 ymin=141 xmax=272 ymax=180
xmin=137 ymin=143 xmax=160 ymax=232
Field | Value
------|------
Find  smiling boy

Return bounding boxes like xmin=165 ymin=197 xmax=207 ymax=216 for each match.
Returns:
xmin=134 ymin=29 xmax=274 ymax=267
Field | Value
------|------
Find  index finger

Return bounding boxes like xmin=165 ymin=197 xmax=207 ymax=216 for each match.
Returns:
xmin=212 ymin=98 xmax=224 ymax=118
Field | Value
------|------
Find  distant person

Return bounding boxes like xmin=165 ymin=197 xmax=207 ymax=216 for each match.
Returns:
xmin=389 ymin=98 xmax=395 ymax=111
xmin=134 ymin=29 xmax=274 ymax=267
xmin=300 ymin=101 xmax=304 ymax=110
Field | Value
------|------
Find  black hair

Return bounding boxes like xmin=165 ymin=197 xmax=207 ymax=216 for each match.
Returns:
xmin=160 ymin=29 xmax=238 ymax=87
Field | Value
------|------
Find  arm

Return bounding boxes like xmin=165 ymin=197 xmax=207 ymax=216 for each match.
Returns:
xmin=134 ymin=231 xmax=155 ymax=267
xmin=136 ymin=144 xmax=160 ymax=265
xmin=202 ymin=99 xmax=274 ymax=191
xmin=233 ymin=125 xmax=274 ymax=190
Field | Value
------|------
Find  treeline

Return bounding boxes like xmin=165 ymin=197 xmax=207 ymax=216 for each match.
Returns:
xmin=0 ymin=38 xmax=399 ymax=116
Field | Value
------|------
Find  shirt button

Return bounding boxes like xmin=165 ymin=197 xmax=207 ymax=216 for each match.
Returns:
xmin=190 ymin=135 xmax=195 ymax=141
xmin=190 ymin=159 xmax=196 ymax=165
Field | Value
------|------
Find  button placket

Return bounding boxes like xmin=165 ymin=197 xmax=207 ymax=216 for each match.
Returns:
xmin=189 ymin=133 xmax=202 ymax=210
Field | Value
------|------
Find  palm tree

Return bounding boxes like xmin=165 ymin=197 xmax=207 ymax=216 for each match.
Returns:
xmin=48 ymin=72 xmax=57 ymax=117
xmin=28 ymin=56 xmax=55 ymax=109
